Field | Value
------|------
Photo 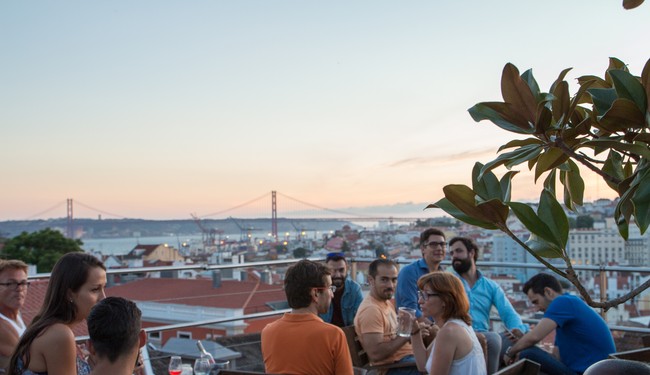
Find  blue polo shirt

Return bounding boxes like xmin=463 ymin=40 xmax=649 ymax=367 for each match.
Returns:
xmin=395 ymin=258 xmax=431 ymax=318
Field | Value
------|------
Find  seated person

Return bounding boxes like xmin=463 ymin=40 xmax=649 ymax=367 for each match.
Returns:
xmin=412 ymin=272 xmax=486 ymax=375
xmin=319 ymin=252 xmax=363 ymax=327
xmin=87 ymin=297 xmax=145 ymax=375
xmin=503 ymin=273 xmax=616 ymax=375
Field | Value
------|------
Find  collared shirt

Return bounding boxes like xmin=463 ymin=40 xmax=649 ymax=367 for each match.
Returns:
xmin=319 ymin=277 xmax=364 ymax=327
xmin=454 ymin=270 xmax=528 ymax=333
xmin=395 ymin=258 xmax=431 ymax=318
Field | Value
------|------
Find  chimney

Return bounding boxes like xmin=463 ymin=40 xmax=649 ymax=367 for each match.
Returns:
xmin=212 ymin=270 xmax=222 ymax=288
xmin=260 ymin=270 xmax=272 ymax=285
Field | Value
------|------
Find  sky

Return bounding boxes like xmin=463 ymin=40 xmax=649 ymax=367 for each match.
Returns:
xmin=1 ymin=1 xmax=649 ymax=221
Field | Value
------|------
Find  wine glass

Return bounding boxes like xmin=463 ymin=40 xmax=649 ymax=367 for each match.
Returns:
xmin=193 ymin=357 xmax=211 ymax=375
xmin=168 ymin=356 xmax=182 ymax=375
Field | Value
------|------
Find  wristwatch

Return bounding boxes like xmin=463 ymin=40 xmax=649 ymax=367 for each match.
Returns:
xmin=505 ymin=346 xmax=514 ymax=357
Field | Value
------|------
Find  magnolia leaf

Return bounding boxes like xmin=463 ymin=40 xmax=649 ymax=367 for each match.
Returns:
xmin=598 ymin=98 xmax=647 ymax=129
xmin=552 ymin=81 xmax=570 ymax=124
xmin=499 ymin=171 xmax=519 ymax=202
xmin=623 ymin=0 xmax=645 ymax=10
xmin=543 ymin=169 xmax=557 ymax=195
xmin=442 ymin=185 xmax=508 ymax=227
xmin=631 ymin=168 xmax=650 ymax=234
xmin=609 ymin=69 xmax=647 ymax=114
xmin=475 ymin=199 xmax=510 ymax=226
xmin=550 ymin=67 xmax=572 ymax=93
xmin=480 ymin=144 xmax=541 ymax=177
xmin=472 ymin=162 xmax=502 ymax=202
xmin=588 ymin=88 xmax=618 ymax=116
xmin=607 ymin=57 xmax=629 ymax=75
xmin=642 ymin=58 xmax=650 ymax=112
xmin=534 ymin=148 xmax=569 ymax=181
xmin=535 ymin=106 xmax=553 ymax=135
xmin=577 ymin=75 xmax=609 ymax=89
xmin=565 ymin=159 xmax=585 ymax=206
xmin=508 ymin=202 xmax=559 ymax=246
xmin=501 ymin=63 xmax=538 ymax=123
xmin=469 ymin=102 xmax=534 ymax=134
xmin=497 ymin=138 xmax=543 ymax=152
xmin=584 ymin=139 xmax=650 ymax=159
xmin=426 ymin=199 xmax=498 ymax=230
xmin=525 ymin=233 xmax=564 ymax=258
xmin=521 ymin=69 xmax=541 ymax=100
xmin=538 ymin=189 xmax=569 ymax=247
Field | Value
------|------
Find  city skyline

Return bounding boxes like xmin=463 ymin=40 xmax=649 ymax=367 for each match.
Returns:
xmin=2 ymin=2 xmax=646 ymax=220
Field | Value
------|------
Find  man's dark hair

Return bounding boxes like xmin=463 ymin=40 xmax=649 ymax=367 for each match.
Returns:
xmin=88 ymin=297 xmax=142 ymax=363
xmin=419 ymin=228 xmax=445 ymax=246
xmin=449 ymin=236 xmax=480 ymax=262
xmin=368 ymin=258 xmax=397 ymax=278
xmin=523 ymin=273 xmax=563 ymax=295
xmin=325 ymin=252 xmax=347 ymax=264
xmin=284 ymin=260 xmax=331 ymax=309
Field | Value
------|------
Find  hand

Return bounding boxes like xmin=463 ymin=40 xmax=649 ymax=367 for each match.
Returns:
xmin=503 ymin=347 xmax=518 ymax=366
xmin=504 ymin=328 xmax=523 ymax=343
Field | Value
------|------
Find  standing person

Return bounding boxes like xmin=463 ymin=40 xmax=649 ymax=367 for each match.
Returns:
xmin=319 ymin=252 xmax=363 ymax=327
xmin=396 ymin=228 xmax=446 ymax=322
xmin=412 ymin=272 xmax=486 ymax=375
xmin=503 ymin=273 xmax=616 ymax=375
xmin=261 ymin=259 xmax=353 ymax=375
xmin=9 ymin=253 xmax=107 ymax=375
xmin=448 ymin=237 xmax=528 ymax=374
xmin=0 ymin=260 xmax=29 ymax=373
xmin=354 ymin=258 xmax=419 ymax=375
xmin=87 ymin=297 xmax=145 ymax=375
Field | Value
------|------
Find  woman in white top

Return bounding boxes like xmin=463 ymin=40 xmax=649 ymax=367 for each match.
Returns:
xmin=411 ymin=272 xmax=486 ymax=375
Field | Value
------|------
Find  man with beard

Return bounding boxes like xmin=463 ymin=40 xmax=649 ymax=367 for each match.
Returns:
xmin=355 ymin=259 xmax=419 ymax=375
xmin=0 ymin=260 xmax=29 ymax=373
xmin=319 ymin=253 xmax=363 ymax=327
xmin=449 ymin=237 xmax=529 ymax=374
xmin=396 ymin=228 xmax=446 ymax=322
xmin=261 ymin=259 xmax=353 ymax=375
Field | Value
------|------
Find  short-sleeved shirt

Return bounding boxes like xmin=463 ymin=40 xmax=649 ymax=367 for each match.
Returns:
xmin=395 ymin=259 xmax=431 ymax=318
xmin=545 ymin=294 xmax=616 ymax=373
xmin=354 ymin=294 xmax=412 ymax=366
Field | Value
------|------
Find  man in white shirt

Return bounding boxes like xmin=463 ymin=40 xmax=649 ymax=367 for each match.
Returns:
xmin=0 ymin=259 xmax=29 ymax=373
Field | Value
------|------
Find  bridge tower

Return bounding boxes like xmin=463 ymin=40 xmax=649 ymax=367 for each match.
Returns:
xmin=66 ymin=198 xmax=74 ymax=238
xmin=272 ymin=190 xmax=278 ymax=239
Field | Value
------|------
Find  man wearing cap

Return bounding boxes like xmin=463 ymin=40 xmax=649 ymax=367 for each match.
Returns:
xmin=0 ymin=259 xmax=29 ymax=373
xmin=319 ymin=252 xmax=363 ymax=327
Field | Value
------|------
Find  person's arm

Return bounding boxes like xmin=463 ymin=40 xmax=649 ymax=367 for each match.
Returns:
xmin=395 ymin=266 xmax=421 ymax=318
xmin=428 ymin=325 xmax=457 ymax=375
xmin=38 ymin=324 xmax=78 ymax=375
xmin=361 ymin=332 xmax=411 ymax=363
xmin=0 ymin=322 xmax=20 ymax=357
xmin=503 ymin=318 xmax=557 ymax=365
xmin=411 ymin=327 xmax=429 ymax=372
xmin=493 ymin=284 xmax=529 ymax=332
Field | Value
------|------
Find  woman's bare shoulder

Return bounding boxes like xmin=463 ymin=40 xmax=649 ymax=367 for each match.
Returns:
xmin=34 ymin=323 xmax=75 ymax=346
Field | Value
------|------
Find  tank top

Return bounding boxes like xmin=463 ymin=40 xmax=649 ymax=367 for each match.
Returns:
xmin=425 ymin=319 xmax=487 ymax=375
xmin=0 ymin=311 xmax=26 ymax=336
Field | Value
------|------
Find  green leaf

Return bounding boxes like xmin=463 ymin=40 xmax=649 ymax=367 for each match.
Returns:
xmin=550 ymin=67 xmax=572 ymax=93
xmin=497 ymin=138 xmax=543 ymax=152
xmin=426 ymin=199 xmax=498 ymax=230
xmin=598 ymin=98 xmax=647 ymax=130
xmin=607 ymin=57 xmax=629 ymax=74
xmin=577 ymin=75 xmax=609 ymax=89
xmin=609 ymin=69 xmax=647 ymax=114
xmin=508 ymin=202 xmax=558 ymax=245
xmin=543 ymin=169 xmax=557 ymax=195
xmin=499 ymin=171 xmax=519 ymax=202
xmin=480 ymin=144 xmax=542 ymax=177
xmin=602 ymin=150 xmax=625 ymax=192
xmin=642 ymin=58 xmax=650 ymax=113
xmin=583 ymin=139 xmax=650 ymax=159
xmin=442 ymin=185 xmax=509 ymax=227
xmin=623 ymin=0 xmax=645 ymax=10
xmin=564 ymin=159 xmax=585 ymax=207
xmin=538 ymin=189 xmax=569 ymax=247
xmin=468 ymin=102 xmax=534 ymax=134
xmin=472 ymin=162 xmax=502 ymax=202
xmin=521 ymin=68 xmax=541 ymax=100
xmin=587 ymin=88 xmax=618 ymax=116
xmin=534 ymin=148 xmax=569 ymax=181
xmin=501 ymin=63 xmax=538 ymax=123
xmin=525 ymin=234 xmax=564 ymax=258
xmin=631 ymin=168 xmax=650 ymax=234
xmin=552 ymin=81 xmax=570 ymax=124
xmin=534 ymin=106 xmax=553 ymax=135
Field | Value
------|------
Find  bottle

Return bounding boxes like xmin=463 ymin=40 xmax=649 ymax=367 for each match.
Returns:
xmin=196 ymin=340 xmax=215 ymax=365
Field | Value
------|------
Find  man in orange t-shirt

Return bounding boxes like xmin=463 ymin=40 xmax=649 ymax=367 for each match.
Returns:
xmin=354 ymin=259 xmax=419 ymax=375
xmin=261 ymin=259 xmax=353 ymax=375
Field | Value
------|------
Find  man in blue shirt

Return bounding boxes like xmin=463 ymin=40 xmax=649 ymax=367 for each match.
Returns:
xmin=449 ymin=236 xmax=530 ymax=374
xmin=319 ymin=252 xmax=363 ymax=327
xmin=504 ymin=273 xmax=616 ymax=375
xmin=395 ymin=228 xmax=446 ymax=323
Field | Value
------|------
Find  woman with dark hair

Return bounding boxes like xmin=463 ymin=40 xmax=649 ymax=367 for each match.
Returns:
xmin=411 ymin=272 xmax=486 ymax=375
xmin=9 ymin=252 xmax=106 ymax=375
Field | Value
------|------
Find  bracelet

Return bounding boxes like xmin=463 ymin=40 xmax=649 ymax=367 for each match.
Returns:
xmin=505 ymin=346 xmax=513 ymax=357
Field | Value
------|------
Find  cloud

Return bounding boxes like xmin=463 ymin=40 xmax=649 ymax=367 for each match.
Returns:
xmin=388 ymin=147 xmax=496 ymax=168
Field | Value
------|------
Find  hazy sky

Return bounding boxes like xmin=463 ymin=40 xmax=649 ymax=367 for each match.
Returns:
xmin=1 ymin=1 xmax=648 ymax=220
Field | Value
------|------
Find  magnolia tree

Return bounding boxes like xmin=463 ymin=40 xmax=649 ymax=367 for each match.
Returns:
xmin=429 ymin=57 xmax=650 ymax=310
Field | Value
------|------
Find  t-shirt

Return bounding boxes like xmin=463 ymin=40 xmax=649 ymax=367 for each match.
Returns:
xmin=544 ymin=294 xmax=616 ymax=373
xmin=261 ymin=312 xmax=353 ymax=375
xmin=354 ymin=294 xmax=413 ymax=366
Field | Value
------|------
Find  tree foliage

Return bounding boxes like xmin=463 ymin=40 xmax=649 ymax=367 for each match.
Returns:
xmin=429 ymin=58 xmax=650 ymax=309
xmin=0 ymin=228 xmax=84 ymax=272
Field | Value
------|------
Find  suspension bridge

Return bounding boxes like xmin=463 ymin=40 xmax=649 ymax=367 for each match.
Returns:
xmin=22 ymin=191 xmax=434 ymax=239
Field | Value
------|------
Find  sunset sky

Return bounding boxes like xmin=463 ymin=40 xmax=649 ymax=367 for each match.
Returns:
xmin=1 ymin=1 xmax=648 ymax=221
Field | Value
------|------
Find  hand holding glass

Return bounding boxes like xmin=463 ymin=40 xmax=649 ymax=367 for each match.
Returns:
xmin=397 ymin=307 xmax=416 ymax=337
xmin=168 ymin=356 xmax=182 ymax=375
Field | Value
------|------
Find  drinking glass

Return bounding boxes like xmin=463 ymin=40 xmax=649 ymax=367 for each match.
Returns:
xmin=168 ymin=356 xmax=183 ymax=375
xmin=180 ymin=364 xmax=193 ymax=375
xmin=396 ymin=307 xmax=416 ymax=337
xmin=193 ymin=357 xmax=211 ymax=375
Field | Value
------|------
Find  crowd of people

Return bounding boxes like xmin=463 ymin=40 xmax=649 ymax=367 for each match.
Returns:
xmin=1 ymin=227 xmax=622 ymax=375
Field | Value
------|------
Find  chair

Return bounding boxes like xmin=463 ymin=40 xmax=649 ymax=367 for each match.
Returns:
xmin=493 ymin=358 xmax=541 ymax=375
xmin=643 ymin=335 xmax=650 ymax=348
xmin=609 ymin=347 xmax=650 ymax=362
xmin=342 ymin=325 xmax=422 ymax=374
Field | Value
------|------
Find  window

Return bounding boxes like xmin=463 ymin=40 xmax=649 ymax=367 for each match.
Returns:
xmin=148 ymin=331 xmax=161 ymax=340
xmin=177 ymin=331 xmax=192 ymax=339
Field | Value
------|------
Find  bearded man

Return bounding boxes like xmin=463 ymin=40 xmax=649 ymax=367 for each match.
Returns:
xmin=319 ymin=252 xmax=363 ymax=327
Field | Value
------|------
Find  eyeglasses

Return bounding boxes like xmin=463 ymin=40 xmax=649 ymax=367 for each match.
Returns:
xmin=424 ymin=241 xmax=447 ymax=248
xmin=315 ymin=285 xmax=337 ymax=293
xmin=418 ymin=290 xmax=439 ymax=301
xmin=0 ymin=281 xmax=30 ymax=290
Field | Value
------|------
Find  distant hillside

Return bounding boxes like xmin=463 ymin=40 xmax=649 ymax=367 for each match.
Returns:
xmin=0 ymin=218 xmax=355 ymax=239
